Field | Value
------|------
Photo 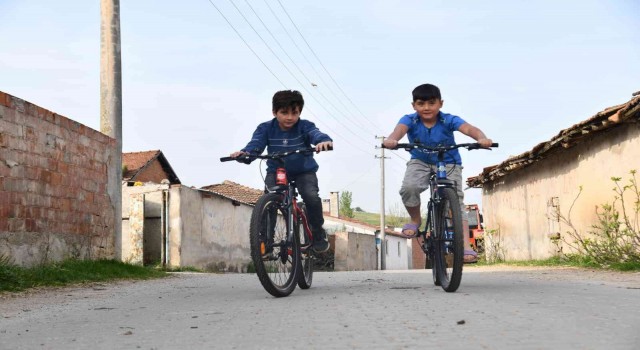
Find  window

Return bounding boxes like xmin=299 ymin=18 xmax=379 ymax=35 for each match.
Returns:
xmin=398 ymin=242 xmax=401 ymax=257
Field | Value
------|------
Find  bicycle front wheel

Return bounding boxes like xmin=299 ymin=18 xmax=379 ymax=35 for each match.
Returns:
xmin=296 ymin=202 xmax=314 ymax=289
xmin=249 ymin=192 xmax=300 ymax=297
xmin=434 ymin=187 xmax=464 ymax=292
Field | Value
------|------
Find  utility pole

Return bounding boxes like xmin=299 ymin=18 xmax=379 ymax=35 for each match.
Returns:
xmin=100 ymin=0 xmax=123 ymax=260
xmin=375 ymin=136 xmax=389 ymax=270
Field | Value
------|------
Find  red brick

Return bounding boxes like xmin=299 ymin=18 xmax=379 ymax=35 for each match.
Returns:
xmin=11 ymin=204 xmax=24 ymax=218
xmin=0 ymin=191 xmax=9 ymax=206
xmin=9 ymin=163 xmax=25 ymax=178
xmin=25 ymin=102 xmax=37 ymax=118
xmin=0 ymin=92 xmax=8 ymax=107
xmin=60 ymin=198 xmax=72 ymax=211
xmin=0 ymin=202 xmax=9 ymax=217
xmin=25 ymin=218 xmax=36 ymax=231
xmin=40 ymin=169 xmax=52 ymax=184
xmin=23 ymin=125 xmax=36 ymax=141
xmin=84 ymin=191 xmax=94 ymax=204
xmin=58 ymin=161 xmax=69 ymax=174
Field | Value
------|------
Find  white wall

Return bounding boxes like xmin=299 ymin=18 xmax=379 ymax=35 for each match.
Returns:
xmin=482 ymin=123 xmax=640 ymax=260
xmin=171 ymin=186 xmax=253 ymax=272
xmin=384 ymin=234 xmax=410 ymax=270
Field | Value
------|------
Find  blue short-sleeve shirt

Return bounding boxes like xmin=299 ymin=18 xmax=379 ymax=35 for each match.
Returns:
xmin=398 ymin=111 xmax=466 ymax=165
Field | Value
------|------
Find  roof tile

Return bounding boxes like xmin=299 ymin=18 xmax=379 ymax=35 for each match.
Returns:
xmin=201 ymin=180 xmax=263 ymax=206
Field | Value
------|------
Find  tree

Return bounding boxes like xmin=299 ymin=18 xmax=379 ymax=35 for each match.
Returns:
xmin=339 ymin=191 xmax=354 ymax=218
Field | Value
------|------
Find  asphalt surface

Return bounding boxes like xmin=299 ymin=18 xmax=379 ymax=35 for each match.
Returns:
xmin=1 ymin=266 xmax=639 ymax=350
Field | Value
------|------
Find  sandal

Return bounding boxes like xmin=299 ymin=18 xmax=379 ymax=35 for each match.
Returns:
xmin=400 ymin=223 xmax=420 ymax=238
xmin=463 ymin=249 xmax=478 ymax=264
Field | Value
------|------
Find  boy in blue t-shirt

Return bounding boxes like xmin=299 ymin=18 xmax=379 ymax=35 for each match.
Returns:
xmin=230 ymin=90 xmax=333 ymax=252
xmin=383 ymin=84 xmax=493 ymax=263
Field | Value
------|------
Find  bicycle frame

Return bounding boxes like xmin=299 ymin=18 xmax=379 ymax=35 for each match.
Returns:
xmin=421 ymin=151 xmax=457 ymax=253
xmin=220 ymin=146 xmax=330 ymax=296
xmin=267 ymin=173 xmax=314 ymax=253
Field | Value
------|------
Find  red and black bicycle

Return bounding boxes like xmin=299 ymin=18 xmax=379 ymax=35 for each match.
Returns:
xmin=221 ymin=147 xmax=329 ymax=297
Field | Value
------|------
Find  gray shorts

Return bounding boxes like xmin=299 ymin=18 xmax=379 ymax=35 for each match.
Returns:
xmin=399 ymin=159 xmax=465 ymax=214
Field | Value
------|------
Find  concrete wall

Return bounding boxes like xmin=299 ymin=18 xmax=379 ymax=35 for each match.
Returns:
xmin=122 ymin=184 xmax=168 ymax=265
xmin=384 ymin=234 xmax=410 ymax=270
xmin=0 ymin=91 xmax=117 ymax=266
xmin=482 ymin=123 xmax=640 ymax=260
xmin=333 ymin=231 xmax=377 ymax=271
xmin=170 ymin=186 xmax=252 ymax=272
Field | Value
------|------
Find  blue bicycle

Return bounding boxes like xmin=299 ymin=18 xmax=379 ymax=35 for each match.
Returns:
xmin=384 ymin=142 xmax=498 ymax=292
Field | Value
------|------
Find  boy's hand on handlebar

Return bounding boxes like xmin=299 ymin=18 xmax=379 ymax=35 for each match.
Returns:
xmin=477 ymin=138 xmax=493 ymax=148
xmin=382 ymin=139 xmax=398 ymax=149
xmin=230 ymin=151 xmax=248 ymax=158
xmin=315 ymin=141 xmax=333 ymax=153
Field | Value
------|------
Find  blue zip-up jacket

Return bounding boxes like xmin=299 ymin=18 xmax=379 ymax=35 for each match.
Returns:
xmin=241 ymin=118 xmax=332 ymax=175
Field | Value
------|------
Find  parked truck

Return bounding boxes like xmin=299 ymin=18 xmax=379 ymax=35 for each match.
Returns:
xmin=465 ymin=204 xmax=484 ymax=253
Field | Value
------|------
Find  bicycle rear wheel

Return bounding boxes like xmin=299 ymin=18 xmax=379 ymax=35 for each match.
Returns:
xmin=296 ymin=202 xmax=314 ymax=289
xmin=249 ymin=192 xmax=300 ymax=297
xmin=433 ymin=188 xmax=464 ymax=292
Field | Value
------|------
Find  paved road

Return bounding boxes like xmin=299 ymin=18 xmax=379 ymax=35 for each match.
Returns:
xmin=1 ymin=266 xmax=639 ymax=350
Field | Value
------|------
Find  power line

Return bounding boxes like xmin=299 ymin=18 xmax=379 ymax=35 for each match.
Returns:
xmin=205 ymin=0 xmax=286 ymax=87
xmin=205 ymin=0 xmax=373 ymax=157
xmin=275 ymin=0 xmax=384 ymax=134
xmin=263 ymin=0 xmax=382 ymax=137
xmin=226 ymin=0 xmax=375 ymax=147
xmin=242 ymin=0 xmax=376 ymax=137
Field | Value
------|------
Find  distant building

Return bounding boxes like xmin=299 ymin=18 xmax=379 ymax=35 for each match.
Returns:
xmin=122 ymin=150 xmax=180 ymax=185
xmin=468 ymin=92 xmax=640 ymax=260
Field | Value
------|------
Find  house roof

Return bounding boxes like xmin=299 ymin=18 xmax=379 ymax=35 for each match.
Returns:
xmin=200 ymin=180 xmax=264 ymax=206
xmin=467 ymin=92 xmax=640 ymax=188
xmin=122 ymin=150 xmax=181 ymax=184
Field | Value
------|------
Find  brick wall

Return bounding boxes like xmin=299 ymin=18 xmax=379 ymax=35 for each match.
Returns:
xmin=0 ymin=91 xmax=117 ymax=266
xmin=134 ymin=159 xmax=169 ymax=183
xmin=411 ymin=237 xmax=426 ymax=269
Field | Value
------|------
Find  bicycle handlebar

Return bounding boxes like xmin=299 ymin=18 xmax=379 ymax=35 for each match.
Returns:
xmin=220 ymin=146 xmax=333 ymax=163
xmin=382 ymin=142 xmax=498 ymax=152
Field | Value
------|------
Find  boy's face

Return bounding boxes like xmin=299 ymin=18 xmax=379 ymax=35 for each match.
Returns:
xmin=273 ymin=106 xmax=301 ymax=131
xmin=412 ymin=98 xmax=443 ymax=122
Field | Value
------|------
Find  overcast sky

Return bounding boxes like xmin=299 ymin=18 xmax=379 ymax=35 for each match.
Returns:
xmin=1 ymin=0 xmax=639 ymax=213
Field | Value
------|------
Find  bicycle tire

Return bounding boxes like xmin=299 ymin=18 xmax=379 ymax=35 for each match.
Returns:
xmin=249 ymin=192 xmax=300 ymax=297
xmin=296 ymin=202 xmax=314 ymax=289
xmin=433 ymin=188 xmax=464 ymax=292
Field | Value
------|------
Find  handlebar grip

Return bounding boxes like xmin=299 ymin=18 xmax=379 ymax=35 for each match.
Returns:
xmin=491 ymin=143 xmax=499 ymax=147
xmin=220 ymin=156 xmax=252 ymax=164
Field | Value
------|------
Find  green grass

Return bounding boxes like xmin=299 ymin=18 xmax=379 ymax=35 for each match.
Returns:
xmin=353 ymin=211 xmax=408 ymax=227
xmin=0 ymin=259 xmax=167 ymax=293
xmin=476 ymin=255 xmax=640 ymax=271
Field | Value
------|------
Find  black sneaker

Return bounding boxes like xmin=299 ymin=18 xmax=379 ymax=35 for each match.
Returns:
xmin=312 ymin=229 xmax=330 ymax=253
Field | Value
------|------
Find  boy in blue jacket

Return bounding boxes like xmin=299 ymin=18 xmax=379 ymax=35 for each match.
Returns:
xmin=383 ymin=84 xmax=493 ymax=263
xmin=230 ymin=90 xmax=333 ymax=252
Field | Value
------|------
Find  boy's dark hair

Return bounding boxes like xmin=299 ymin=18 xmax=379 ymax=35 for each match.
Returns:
xmin=412 ymin=84 xmax=441 ymax=102
xmin=272 ymin=90 xmax=304 ymax=113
